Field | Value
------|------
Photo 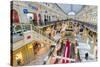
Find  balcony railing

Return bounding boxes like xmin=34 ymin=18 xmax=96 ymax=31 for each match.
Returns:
xmin=12 ymin=23 xmax=32 ymax=43
xmin=71 ymin=19 xmax=97 ymax=32
xmin=32 ymin=25 xmax=56 ymax=42
xmin=38 ymin=19 xmax=68 ymax=26
xmin=12 ymin=23 xmax=56 ymax=43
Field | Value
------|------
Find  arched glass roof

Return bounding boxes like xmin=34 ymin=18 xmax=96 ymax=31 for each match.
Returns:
xmin=58 ymin=4 xmax=84 ymax=15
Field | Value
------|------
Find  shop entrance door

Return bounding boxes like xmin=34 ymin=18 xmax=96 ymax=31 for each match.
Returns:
xmin=33 ymin=13 xmax=38 ymax=25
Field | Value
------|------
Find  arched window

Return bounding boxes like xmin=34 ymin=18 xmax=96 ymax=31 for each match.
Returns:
xmin=33 ymin=13 xmax=37 ymax=21
xmin=11 ymin=9 xmax=19 ymax=23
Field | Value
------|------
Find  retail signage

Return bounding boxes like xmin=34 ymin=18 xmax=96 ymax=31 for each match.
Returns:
xmin=31 ymin=6 xmax=38 ymax=10
xmin=27 ymin=35 xmax=31 ymax=39
xmin=23 ymin=9 xmax=28 ymax=14
xmin=28 ymin=4 xmax=38 ymax=10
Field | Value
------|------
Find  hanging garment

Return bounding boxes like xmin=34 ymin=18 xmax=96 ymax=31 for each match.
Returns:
xmin=62 ymin=39 xmax=70 ymax=63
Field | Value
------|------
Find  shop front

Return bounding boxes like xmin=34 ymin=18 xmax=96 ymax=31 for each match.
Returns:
xmin=12 ymin=39 xmax=51 ymax=66
xmin=12 ymin=42 xmax=35 ymax=66
xmin=13 ymin=45 xmax=27 ymax=66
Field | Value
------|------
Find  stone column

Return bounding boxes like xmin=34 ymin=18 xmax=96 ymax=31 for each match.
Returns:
xmin=93 ymin=33 xmax=97 ymax=58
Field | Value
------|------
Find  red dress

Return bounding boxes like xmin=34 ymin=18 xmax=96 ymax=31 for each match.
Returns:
xmin=62 ymin=39 xmax=70 ymax=63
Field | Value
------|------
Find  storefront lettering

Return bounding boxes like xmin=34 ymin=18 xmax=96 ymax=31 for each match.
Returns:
xmin=28 ymin=4 xmax=38 ymax=10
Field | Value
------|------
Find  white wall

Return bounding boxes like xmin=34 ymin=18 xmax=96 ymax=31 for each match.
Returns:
xmin=13 ymin=1 xmax=29 ymax=23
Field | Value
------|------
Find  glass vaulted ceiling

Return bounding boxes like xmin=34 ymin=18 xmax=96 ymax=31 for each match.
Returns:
xmin=58 ymin=4 xmax=84 ymax=16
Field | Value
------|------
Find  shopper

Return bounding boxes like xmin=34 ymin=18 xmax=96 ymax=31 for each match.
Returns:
xmin=17 ymin=58 xmax=21 ymax=65
xmin=80 ymin=25 xmax=84 ymax=32
xmin=56 ymin=39 xmax=61 ymax=56
xmin=70 ymin=43 xmax=75 ymax=60
xmin=44 ymin=18 xmax=47 ymax=25
xmin=51 ymin=39 xmax=61 ymax=64
xmin=60 ymin=40 xmax=65 ymax=55
xmin=75 ymin=39 xmax=78 ymax=46
xmin=85 ymin=53 xmax=88 ymax=60
xmin=48 ymin=33 xmax=51 ymax=39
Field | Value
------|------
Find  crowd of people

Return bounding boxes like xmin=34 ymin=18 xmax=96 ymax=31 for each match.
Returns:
xmin=50 ymin=38 xmax=81 ymax=64
xmin=40 ymin=20 xmax=97 ymax=64
xmin=43 ymin=21 xmax=84 ymax=64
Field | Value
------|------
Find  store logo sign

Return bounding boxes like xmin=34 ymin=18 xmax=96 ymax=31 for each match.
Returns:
xmin=23 ymin=9 xmax=28 ymax=14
